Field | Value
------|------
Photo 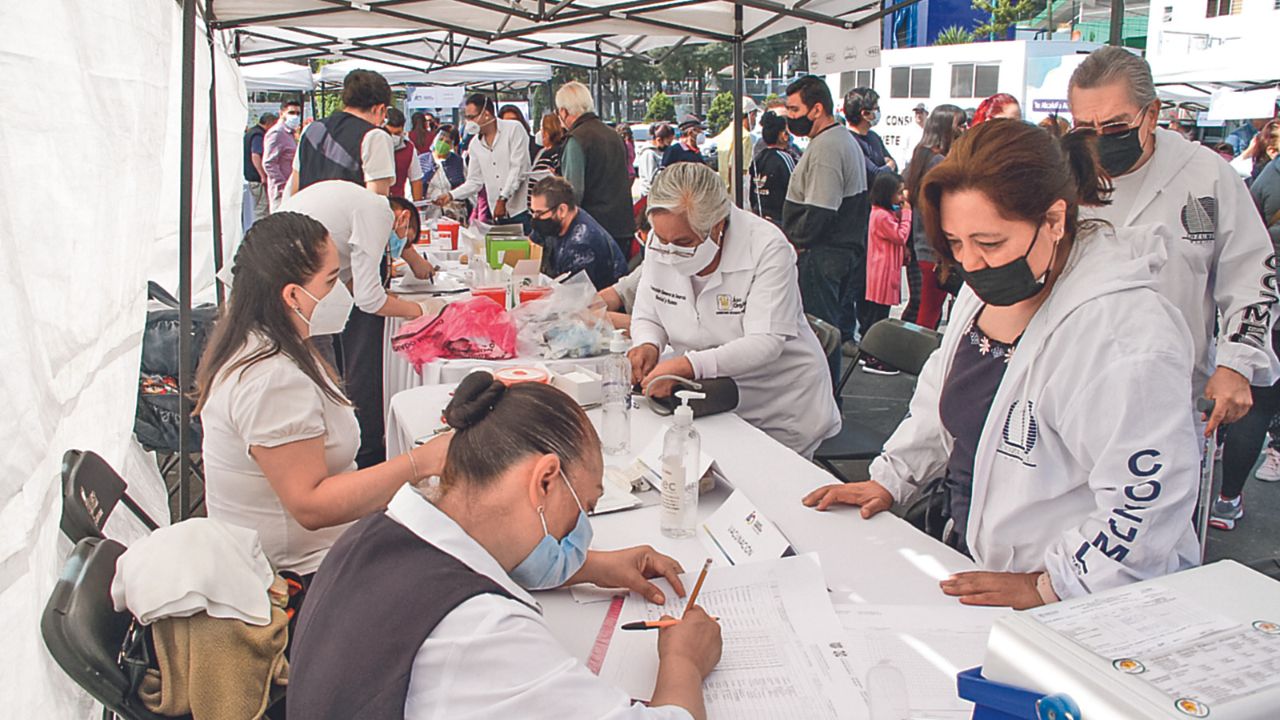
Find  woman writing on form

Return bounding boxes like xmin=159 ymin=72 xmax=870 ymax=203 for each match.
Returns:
xmin=287 ymin=372 xmax=723 ymax=720
xmin=804 ymin=120 xmax=1200 ymax=607
xmin=628 ymin=163 xmax=840 ymax=458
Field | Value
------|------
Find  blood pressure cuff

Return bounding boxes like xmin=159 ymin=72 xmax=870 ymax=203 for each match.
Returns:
xmin=646 ymin=377 xmax=739 ymax=418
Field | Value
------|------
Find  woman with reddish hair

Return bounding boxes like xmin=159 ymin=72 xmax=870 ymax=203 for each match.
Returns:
xmin=804 ymin=120 xmax=1200 ymax=608
xmin=972 ymin=93 xmax=1022 ymax=125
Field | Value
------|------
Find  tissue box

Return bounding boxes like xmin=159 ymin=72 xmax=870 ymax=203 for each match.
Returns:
xmin=552 ymin=366 xmax=602 ymax=406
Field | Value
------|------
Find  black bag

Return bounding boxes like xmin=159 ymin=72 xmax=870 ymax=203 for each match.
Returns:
xmin=133 ymin=283 xmax=219 ymax=453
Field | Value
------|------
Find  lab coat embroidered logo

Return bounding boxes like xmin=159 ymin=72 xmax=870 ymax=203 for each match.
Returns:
xmin=1179 ymin=194 xmax=1216 ymax=244
xmin=996 ymin=400 xmax=1038 ymax=467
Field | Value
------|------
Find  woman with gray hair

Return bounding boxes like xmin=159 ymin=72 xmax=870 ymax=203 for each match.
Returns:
xmin=628 ymin=163 xmax=841 ymax=457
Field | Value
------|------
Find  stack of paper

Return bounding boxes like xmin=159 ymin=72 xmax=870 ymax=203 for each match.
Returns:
xmin=599 ymin=554 xmax=866 ymax=719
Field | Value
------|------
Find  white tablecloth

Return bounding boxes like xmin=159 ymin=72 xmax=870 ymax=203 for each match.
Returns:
xmin=386 ymin=383 xmax=981 ymax=667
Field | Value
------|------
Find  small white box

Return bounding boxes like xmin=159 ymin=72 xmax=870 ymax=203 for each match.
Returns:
xmin=551 ymin=365 xmax=602 ymax=407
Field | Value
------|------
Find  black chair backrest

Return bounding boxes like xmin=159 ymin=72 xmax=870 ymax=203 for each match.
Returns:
xmin=41 ymin=538 xmax=170 ymax=720
xmin=61 ymin=450 xmax=160 ymax=545
xmin=858 ymin=318 xmax=943 ymax=376
xmin=838 ymin=318 xmax=943 ymax=393
xmin=806 ymin=314 xmax=841 ymax=360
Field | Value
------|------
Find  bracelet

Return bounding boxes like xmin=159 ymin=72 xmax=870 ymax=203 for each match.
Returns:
xmin=407 ymin=448 xmax=423 ymax=483
xmin=1035 ymin=572 xmax=1060 ymax=606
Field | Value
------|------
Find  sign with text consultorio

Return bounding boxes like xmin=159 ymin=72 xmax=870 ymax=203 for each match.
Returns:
xmin=806 ymin=22 xmax=882 ymax=74
xmin=700 ymin=489 xmax=794 ymax=566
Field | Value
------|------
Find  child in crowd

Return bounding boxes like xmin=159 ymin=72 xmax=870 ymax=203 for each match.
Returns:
xmin=862 ymin=171 xmax=912 ymax=375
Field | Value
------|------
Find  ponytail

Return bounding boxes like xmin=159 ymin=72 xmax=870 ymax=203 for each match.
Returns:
xmin=1058 ymin=129 xmax=1111 ymax=209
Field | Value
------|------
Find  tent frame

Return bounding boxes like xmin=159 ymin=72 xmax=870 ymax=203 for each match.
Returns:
xmin=173 ymin=0 xmax=901 ymax=514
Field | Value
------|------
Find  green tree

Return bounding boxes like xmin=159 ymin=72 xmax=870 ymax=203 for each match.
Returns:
xmin=706 ymin=91 xmax=735 ymax=134
xmin=645 ymin=91 xmax=676 ymax=122
xmin=972 ymin=0 xmax=1037 ymax=39
xmin=935 ymin=25 xmax=976 ymax=44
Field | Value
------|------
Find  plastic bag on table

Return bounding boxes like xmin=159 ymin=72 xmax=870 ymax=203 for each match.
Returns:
xmin=391 ymin=297 xmax=516 ymax=371
xmin=511 ymin=271 xmax=612 ymax=360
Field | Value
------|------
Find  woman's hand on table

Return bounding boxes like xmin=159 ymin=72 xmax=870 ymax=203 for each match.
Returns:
xmin=940 ymin=571 xmax=1043 ymax=609
xmin=628 ymin=344 xmax=660 ymax=386
xmin=802 ymin=480 xmax=894 ymax=518
xmin=568 ymin=547 xmax=687 ymax=604
xmin=641 ymin=356 xmax=695 ymax=399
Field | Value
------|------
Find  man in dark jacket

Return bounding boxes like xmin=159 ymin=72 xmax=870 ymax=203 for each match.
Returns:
xmin=290 ymin=69 xmax=395 ymax=196
xmin=844 ymin=87 xmax=896 ymax=179
xmin=556 ymin=81 xmax=637 ymax=258
xmin=529 ymin=176 xmax=628 ymax=290
xmin=782 ymin=75 xmax=870 ymax=376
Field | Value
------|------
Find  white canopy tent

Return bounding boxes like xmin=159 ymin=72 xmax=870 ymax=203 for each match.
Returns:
xmin=314 ymin=56 xmax=552 ymax=86
xmin=240 ymin=58 xmax=315 ymax=90
xmin=1151 ymin=36 xmax=1279 ymax=88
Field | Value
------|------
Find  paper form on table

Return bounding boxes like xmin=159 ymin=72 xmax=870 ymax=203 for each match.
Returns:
xmin=832 ymin=604 xmax=1008 ymax=720
xmin=598 ymin=553 xmax=867 ymax=719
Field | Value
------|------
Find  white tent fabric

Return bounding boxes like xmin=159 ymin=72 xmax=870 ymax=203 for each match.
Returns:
xmin=212 ymin=0 xmax=855 ymax=42
xmin=1151 ymin=37 xmax=1279 ymax=86
xmin=241 ymin=59 xmax=314 ymax=90
xmin=1 ymin=1 xmax=242 ymax=715
xmin=314 ymin=57 xmax=551 ymax=86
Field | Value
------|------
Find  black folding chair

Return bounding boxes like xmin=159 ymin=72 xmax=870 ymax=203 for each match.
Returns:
xmin=60 ymin=450 xmax=161 ymax=545
xmin=41 ymin=537 xmax=177 ymax=720
xmin=814 ymin=318 xmax=942 ymax=482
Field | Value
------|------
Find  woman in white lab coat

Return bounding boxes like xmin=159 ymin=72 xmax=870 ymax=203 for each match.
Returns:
xmin=803 ymin=120 xmax=1200 ymax=608
xmin=287 ymin=372 xmax=723 ymax=720
xmin=628 ymin=163 xmax=841 ymax=458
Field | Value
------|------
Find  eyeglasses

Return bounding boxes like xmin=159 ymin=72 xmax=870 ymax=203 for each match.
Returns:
xmin=1071 ymin=118 xmax=1143 ymax=139
xmin=646 ymin=233 xmax=698 ymax=259
xmin=530 ymin=206 xmax=558 ymax=219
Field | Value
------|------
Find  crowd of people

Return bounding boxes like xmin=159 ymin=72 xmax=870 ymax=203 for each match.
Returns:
xmin=214 ymin=46 xmax=1279 ymax=717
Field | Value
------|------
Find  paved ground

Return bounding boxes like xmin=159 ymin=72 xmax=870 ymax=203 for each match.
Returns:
xmin=829 ymin=356 xmax=1280 ymax=567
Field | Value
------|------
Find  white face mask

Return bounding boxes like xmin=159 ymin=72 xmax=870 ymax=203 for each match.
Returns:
xmin=294 ymin=282 xmax=354 ymax=337
xmin=649 ymin=232 xmax=719 ymax=276
xmin=283 ymin=113 xmax=301 ymax=130
xmin=464 ymin=120 xmax=480 ymax=137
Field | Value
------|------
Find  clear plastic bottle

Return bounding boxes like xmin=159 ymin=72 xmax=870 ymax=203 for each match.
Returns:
xmin=601 ymin=329 xmax=632 ymax=455
xmin=660 ymin=391 xmax=704 ymax=538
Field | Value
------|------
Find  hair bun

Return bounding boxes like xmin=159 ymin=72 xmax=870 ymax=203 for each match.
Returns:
xmin=445 ymin=371 xmax=506 ymax=430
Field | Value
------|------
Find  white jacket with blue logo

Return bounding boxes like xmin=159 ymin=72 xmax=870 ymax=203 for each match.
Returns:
xmin=870 ymin=223 xmax=1201 ymax=600
xmin=1085 ymin=128 xmax=1279 ymax=394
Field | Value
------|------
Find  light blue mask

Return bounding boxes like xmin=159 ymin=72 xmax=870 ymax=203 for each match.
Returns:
xmin=508 ymin=471 xmax=593 ymax=590
xmin=388 ymin=228 xmax=407 ymax=260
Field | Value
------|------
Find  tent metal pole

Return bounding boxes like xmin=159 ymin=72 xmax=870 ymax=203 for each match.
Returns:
xmin=178 ymin=0 xmax=198 ymax=518
xmin=207 ymin=3 xmax=226 ymax=307
xmin=732 ymin=3 xmax=745 ymax=208
xmin=1108 ymin=0 xmax=1124 ymax=46
xmin=595 ymin=41 xmax=604 ymax=118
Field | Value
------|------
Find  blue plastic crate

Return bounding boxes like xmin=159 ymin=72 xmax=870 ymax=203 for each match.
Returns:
xmin=957 ymin=667 xmax=1081 ymax=720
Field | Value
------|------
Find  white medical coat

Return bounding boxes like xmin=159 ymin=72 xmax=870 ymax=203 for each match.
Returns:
xmin=871 ymin=224 xmax=1202 ymax=600
xmin=631 ymin=207 xmax=841 ymax=457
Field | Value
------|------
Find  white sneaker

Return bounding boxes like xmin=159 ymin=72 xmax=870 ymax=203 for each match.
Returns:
xmin=1256 ymin=447 xmax=1280 ymax=482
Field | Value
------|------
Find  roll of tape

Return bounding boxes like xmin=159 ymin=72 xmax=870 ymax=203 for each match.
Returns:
xmin=494 ymin=367 xmax=551 ymax=386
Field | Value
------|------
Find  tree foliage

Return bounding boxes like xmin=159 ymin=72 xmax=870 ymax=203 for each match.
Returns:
xmin=935 ymin=25 xmax=976 ymax=45
xmin=971 ymin=0 xmax=1038 ymax=38
xmin=706 ymin=91 xmax=736 ymax=134
xmin=645 ymin=91 xmax=676 ymax=122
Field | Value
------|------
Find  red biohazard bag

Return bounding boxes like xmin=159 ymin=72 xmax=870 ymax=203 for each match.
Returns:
xmin=391 ymin=296 xmax=516 ymax=371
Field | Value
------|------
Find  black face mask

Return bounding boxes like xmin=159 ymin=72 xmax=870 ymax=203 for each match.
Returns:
xmin=955 ymin=224 xmax=1052 ymax=307
xmin=531 ymin=215 xmax=562 ymax=238
xmin=1097 ymin=131 xmax=1145 ymax=176
xmin=786 ymin=112 xmax=814 ymax=138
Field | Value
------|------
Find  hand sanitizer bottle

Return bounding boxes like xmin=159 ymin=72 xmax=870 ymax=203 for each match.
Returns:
xmin=601 ymin=329 xmax=632 ymax=455
xmin=661 ymin=390 xmax=704 ymax=538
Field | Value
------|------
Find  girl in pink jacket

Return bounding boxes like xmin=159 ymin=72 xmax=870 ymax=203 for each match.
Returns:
xmin=862 ymin=172 xmax=911 ymax=375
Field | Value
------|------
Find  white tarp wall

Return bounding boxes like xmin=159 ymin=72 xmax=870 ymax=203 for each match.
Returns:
xmin=0 ymin=1 xmax=243 ymax=715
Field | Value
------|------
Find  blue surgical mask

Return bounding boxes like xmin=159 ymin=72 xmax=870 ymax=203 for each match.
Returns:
xmin=508 ymin=471 xmax=593 ymax=590
xmin=388 ymin=228 xmax=407 ymax=259
xmin=891 ymin=204 xmax=901 ymax=212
